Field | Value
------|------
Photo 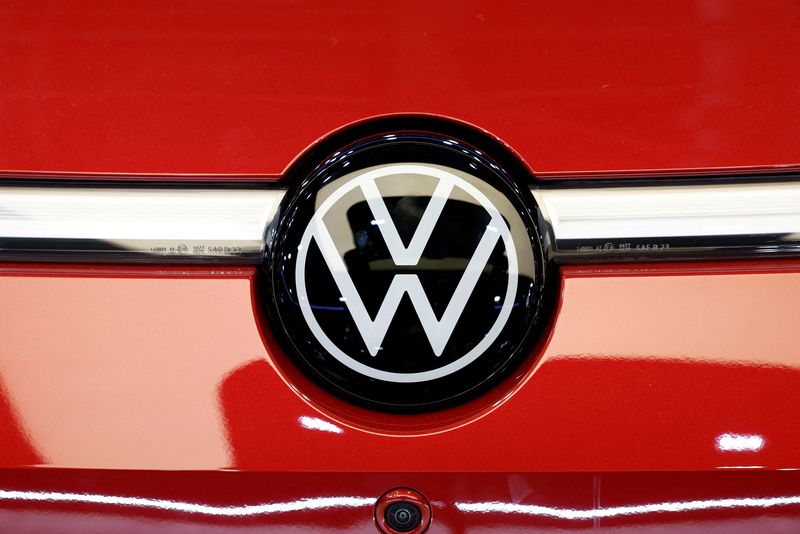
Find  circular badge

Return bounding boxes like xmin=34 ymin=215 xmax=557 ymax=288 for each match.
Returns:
xmin=268 ymin=132 xmax=545 ymax=411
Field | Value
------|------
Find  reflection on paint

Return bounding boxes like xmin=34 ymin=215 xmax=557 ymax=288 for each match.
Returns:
xmin=4 ymin=488 xmax=798 ymax=521
xmin=456 ymin=495 xmax=800 ymax=520
xmin=0 ymin=490 xmax=373 ymax=517
xmin=717 ymin=466 xmax=766 ymax=470
xmin=299 ymin=416 xmax=344 ymax=434
xmin=716 ymin=433 xmax=765 ymax=452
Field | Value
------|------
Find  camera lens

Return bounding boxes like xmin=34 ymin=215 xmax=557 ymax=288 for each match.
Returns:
xmin=384 ymin=501 xmax=421 ymax=532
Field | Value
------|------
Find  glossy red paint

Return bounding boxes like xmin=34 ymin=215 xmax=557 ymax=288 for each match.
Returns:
xmin=1 ymin=261 xmax=799 ymax=472
xmin=2 ymin=2 xmax=799 ymax=532
xmin=1 ymin=1 xmax=800 ymax=178
xmin=1 ymin=469 xmax=800 ymax=532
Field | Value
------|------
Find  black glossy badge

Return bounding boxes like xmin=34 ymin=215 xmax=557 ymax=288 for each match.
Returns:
xmin=267 ymin=131 xmax=546 ymax=411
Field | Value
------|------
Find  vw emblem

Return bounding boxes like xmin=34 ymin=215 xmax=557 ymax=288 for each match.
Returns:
xmin=268 ymin=131 xmax=546 ymax=411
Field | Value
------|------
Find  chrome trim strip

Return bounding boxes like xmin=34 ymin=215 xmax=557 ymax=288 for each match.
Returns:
xmin=0 ymin=186 xmax=285 ymax=263
xmin=2 ymin=179 xmax=799 ymax=264
xmin=532 ymin=181 xmax=800 ymax=261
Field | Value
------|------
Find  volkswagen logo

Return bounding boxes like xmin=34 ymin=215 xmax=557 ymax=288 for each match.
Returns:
xmin=268 ymin=131 xmax=546 ymax=411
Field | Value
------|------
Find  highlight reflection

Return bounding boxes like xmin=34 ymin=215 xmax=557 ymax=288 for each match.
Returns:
xmin=0 ymin=490 xmax=373 ymax=517
xmin=716 ymin=433 xmax=765 ymax=452
xmin=456 ymin=495 xmax=800 ymax=520
xmin=299 ymin=416 xmax=344 ymax=434
xmin=3 ymin=489 xmax=799 ymax=521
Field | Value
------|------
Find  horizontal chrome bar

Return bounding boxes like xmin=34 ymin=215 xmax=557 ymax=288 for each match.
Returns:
xmin=532 ymin=180 xmax=800 ymax=261
xmin=0 ymin=186 xmax=285 ymax=263
xmin=1 ymin=177 xmax=799 ymax=264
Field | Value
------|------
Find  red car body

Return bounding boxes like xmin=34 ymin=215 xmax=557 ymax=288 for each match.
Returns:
xmin=2 ymin=1 xmax=800 ymax=532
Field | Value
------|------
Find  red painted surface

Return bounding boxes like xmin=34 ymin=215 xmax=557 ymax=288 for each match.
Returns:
xmin=1 ymin=469 xmax=799 ymax=532
xmin=1 ymin=261 xmax=799 ymax=472
xmin=1 ymin=1 xmax=800 ymax=177
xmin=2 ymin=2 xmax=800 ymax=529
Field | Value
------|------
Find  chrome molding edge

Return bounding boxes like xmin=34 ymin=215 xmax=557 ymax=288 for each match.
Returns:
xmin=2 ymin=177 xmax=800 ymax=264
xmin=0 ymin=186 xmax=285 ymax=263
xmin=533 ymin=180 xmax=800 ymax=262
